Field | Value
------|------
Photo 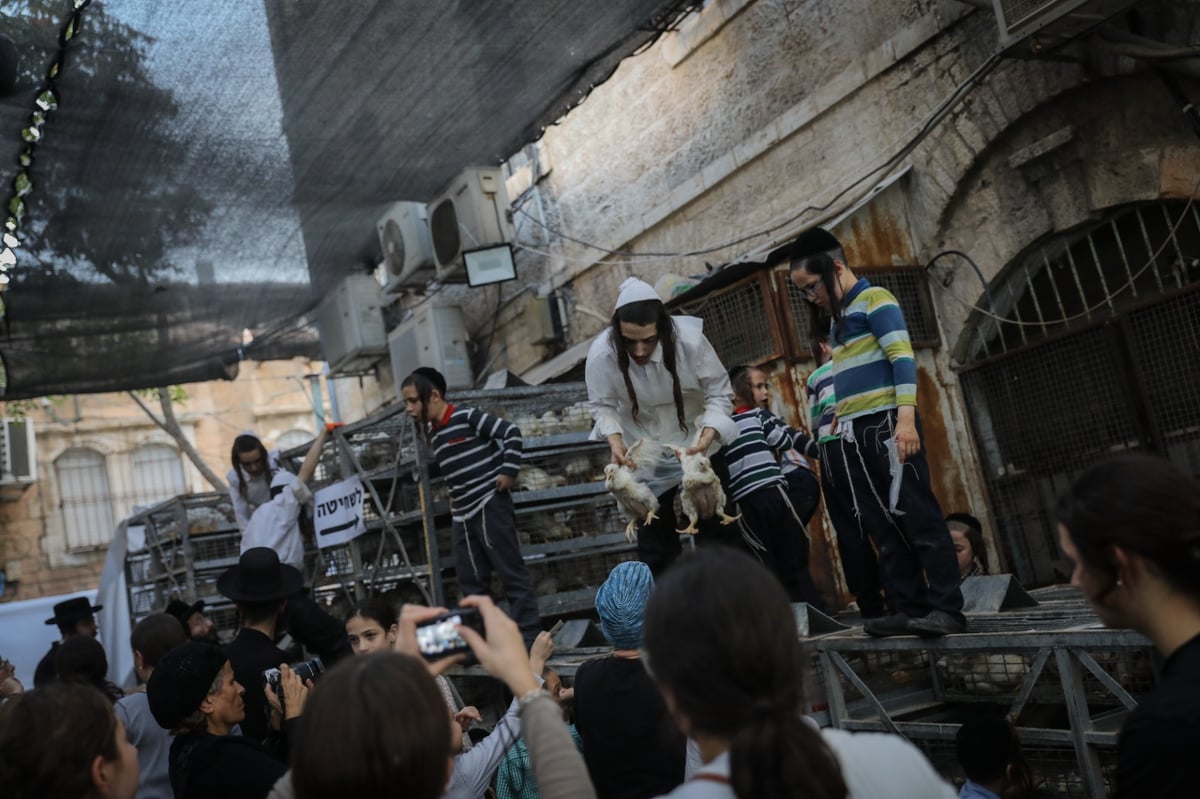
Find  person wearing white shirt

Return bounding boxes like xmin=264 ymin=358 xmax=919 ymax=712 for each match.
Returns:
xmin=643 ymin=549 xmax=957 ymax=799
xmin=584 ymin=277 xmax=743 ymax=573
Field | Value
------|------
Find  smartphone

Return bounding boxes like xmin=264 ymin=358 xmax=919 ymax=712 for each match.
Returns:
xmin=549 ymin=619 xmax=566 ymax=638
xmin=415 ymin=608 xmax=485 ymax=659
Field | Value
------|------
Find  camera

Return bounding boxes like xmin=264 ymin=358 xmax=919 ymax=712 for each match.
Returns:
xmin=415 ymin=608 xmax=485 ymax=659
xmin=263 ymin=656 xmax=324 ymax=703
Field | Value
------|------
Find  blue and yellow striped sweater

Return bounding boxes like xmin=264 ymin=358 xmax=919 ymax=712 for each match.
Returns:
xmin=829 ymin=278 xmax=917 ymax=422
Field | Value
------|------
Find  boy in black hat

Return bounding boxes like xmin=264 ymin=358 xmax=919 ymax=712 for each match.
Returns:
xmin=33 ymin=595 xmax=102 ymax=688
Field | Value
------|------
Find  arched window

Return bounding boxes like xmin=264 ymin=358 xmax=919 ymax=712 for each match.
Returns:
xmin=56 ymin=448 xmax=115 ymax=550
xmin=130 ymin=443 xmax=187 ymax=511
xmin=958 ymin=201 xmax=1200 ymax=585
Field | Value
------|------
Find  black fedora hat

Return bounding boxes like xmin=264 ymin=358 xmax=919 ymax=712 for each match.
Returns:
xmin=45 ymin=596 xmax=103 ymax=626
xmin=216 ymin=547 xmax=303 ymax=603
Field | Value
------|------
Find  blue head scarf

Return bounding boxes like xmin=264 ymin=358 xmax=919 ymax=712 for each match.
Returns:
xmin=595 ymin=561 xmax=654 ymax=650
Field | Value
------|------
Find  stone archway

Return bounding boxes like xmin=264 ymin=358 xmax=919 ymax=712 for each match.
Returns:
xmin=956 ymin=200 xmax=1200 ymax=585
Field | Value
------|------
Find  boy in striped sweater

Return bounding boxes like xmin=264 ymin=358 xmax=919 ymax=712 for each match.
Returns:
xmin=790 ymin=228 xmax=964 ymax=637
xmin=401 ymin=367 xmax=541 ymax=644
xmin=726 ymin=365 xmax=825 ymax=608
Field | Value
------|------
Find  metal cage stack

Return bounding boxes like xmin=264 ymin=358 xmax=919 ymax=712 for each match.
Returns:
xmin=124 ymin=492 xmax=243 ymax=640
xmin=277 ymin=382 xmax=634 ymax=621
xmin=807 ymin=586 xmax=1154 ymax=798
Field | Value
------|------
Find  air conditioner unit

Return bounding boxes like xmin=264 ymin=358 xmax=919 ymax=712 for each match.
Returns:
xmin=376 ymin=201 xmax=436 ymax=292
xmin=389 ymin=305 xmax=473 ymax=396
xmin=0 ymin=419 xmax=36 ymax=486
xmin=428 ymin=166 xmax=514 ymax=283
xmin=991 ymin=0 xmax=1140 ymax=52
xmin=318 ymin=274 xmax=388 ymax=375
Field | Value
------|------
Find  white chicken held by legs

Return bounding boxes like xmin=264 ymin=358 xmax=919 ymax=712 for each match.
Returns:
xmin=674 ymin=443 xmax=740 ymax=535
xmin=604 ymin=439 xmax=661 ymax=542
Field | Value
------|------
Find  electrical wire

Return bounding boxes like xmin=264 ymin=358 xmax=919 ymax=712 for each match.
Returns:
xmin=512 ymin=49 xmax=1003 ymax=261
xmin=927 ymin=180 xmax=1200 ymax=327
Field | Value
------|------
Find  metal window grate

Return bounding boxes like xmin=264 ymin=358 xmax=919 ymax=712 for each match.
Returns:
xmin=969 ymin=202 xmax=1200 ymax=362
xmin=959 ymin=201 xmax=1200 ymax=586
xmin=56 ymin=447 xmax=115 ymax=550
xmin=676 ymin=273 xmax=783 ymax=367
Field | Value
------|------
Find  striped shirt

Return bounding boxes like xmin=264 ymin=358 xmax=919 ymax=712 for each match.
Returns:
xmin=806 ymin=359 xmax=839 ymax=443
xmin=430 ymin=404 xmax=523 ymax=522
xmin=829 ymin=279 xmax=917 ymax=422
xmin=726 ymin=407 xmax=817 ymax=503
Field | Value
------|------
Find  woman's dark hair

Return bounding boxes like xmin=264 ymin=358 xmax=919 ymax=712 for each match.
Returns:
xmin=291 ymin=652 xmax=452 ymax=799
xmin=0 ymin=682 xmax=121 ymax=799
xmin=610 ymin=299 xmax=687 ymax=432
xmin=1056 ymin=453 xmax=1200 ymax=601
xmin=345 ymin=597 xmax=399 ymax=630
xmin=55 ymin=635 xmax=123 ymax=703
xmin=643 ymin=549 xmax=848 ymax=799
xmin=230 ymin=434 xmax=272 ymax=500
xmin=728 ymin=365 xmax=756 ymax=405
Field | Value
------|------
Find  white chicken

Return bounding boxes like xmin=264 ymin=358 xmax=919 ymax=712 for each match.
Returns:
xmin=604 ymin=438 xmax=662 ymax=542
xmin=674 ymin=443 xmax=740 ymax=535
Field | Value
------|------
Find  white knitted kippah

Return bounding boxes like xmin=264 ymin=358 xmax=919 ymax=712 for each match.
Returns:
xmin=614 ymin=277 xmax=660 ymax=309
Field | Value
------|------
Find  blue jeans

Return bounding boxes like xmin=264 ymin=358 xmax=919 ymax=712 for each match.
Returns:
xmin=838 ymin=409 xmax=964 ymax=623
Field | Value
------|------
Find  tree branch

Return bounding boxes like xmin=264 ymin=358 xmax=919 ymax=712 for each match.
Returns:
xmin=127 ymin=388 xmax=228 ymax=492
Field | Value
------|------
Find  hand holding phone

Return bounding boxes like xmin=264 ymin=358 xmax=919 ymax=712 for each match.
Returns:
xmin=415 ymin=608 xmax=486 ymax=660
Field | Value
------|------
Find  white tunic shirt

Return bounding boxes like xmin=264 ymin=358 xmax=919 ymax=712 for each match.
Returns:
xmin=240 ymin=471 xmax=309 ymax=571
xmin=585 ymin=316 xmax=738 ymax=498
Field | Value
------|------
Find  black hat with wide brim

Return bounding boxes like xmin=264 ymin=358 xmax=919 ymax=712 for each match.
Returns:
xmin=45 ymin=596 xmax=103 ymax=625
xmin=216 ymin=547 xmax=303 ymax=603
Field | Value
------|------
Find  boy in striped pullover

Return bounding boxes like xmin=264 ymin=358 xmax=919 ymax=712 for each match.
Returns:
xmin=790 ymin=228 xmax=964 ymax=638
xmin=726 ymin=365 xmax=825 ymax=609
xmin=401 ymin=367 xmax=541 ymax=644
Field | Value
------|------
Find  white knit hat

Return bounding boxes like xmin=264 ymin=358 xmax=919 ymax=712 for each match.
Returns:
xmin=614 ymin=277 xmax=661 ymax=309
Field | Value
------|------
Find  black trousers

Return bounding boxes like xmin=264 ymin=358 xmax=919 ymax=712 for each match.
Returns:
xmin=837 ymin=409 xmax=964 ymax=622
xmin=735 ymin=483 xmax=825 ymax=610
xmin=453 ymin=491 xmax=542 ymax=643
xmin=784 ymin=467 xmax=821 ymax=525
xmin=637 ymin=450 xmax=747 ymax=576
xmin=819 ymin=438 xmax=887 ymax=617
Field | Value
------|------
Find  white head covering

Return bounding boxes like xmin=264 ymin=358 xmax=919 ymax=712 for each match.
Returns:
xmin=615 ymin=277 xmax=661 ymax=310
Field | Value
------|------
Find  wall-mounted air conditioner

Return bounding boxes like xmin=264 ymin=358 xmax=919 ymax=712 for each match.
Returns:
xmin=318 ymin=274 xmax=388 ymax=375
xmin=0 ymin=419 xmax=36 ymax=485
xmin=376 ymin=201 xmax=436 ymax=293
xmin=992 ymin=0 xmax=1140 ymax=52
xmin=428 ymin=167 xmax=514 ymax=283
xmin=389 ymin=305 xmax=473 ymax=396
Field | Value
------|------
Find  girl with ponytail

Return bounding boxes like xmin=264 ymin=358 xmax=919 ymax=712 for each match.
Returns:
xmin=642 ymin=549 xmax=956 ymax=799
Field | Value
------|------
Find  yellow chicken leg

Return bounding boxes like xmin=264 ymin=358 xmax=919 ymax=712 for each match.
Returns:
xmin=718 ymin=510 xmax=742 ymax=526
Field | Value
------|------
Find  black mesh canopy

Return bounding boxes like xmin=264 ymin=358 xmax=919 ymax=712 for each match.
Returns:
xmin=0 ymin=0 xmax=692 ymax=398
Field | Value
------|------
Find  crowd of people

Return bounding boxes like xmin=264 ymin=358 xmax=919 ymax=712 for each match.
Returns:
xmin=1 ymin=228 xmax=1197 ymax=799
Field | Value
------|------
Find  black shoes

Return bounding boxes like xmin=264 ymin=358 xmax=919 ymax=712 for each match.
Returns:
xmin=863 ymin=613 xmax=911 ymax=637
xmin=906 ymin=610 xmax=967 ymax=637
xmin=863 ymin=610 xmax=967 ymax=638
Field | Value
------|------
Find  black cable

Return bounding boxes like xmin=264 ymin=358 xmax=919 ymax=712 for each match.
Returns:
xmin=924 ymin=249 xmax=997 ymax=317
